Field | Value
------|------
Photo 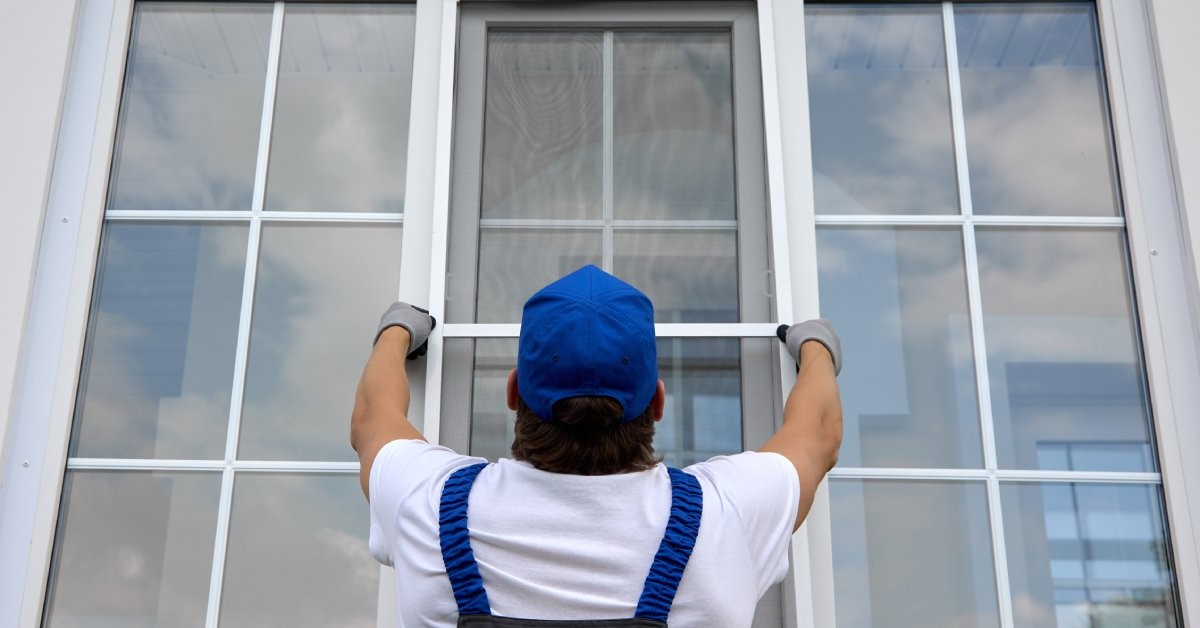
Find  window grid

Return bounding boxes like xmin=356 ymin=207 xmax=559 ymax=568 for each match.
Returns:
xmin=479 ymin=219 xmax=738 ymax=229
xmin=942 ymin=1 xmax=1017 ymax=619
xmin=830 ymin=467 xmax=1160 ymax=484
xmin=106 ymin=210 xmax=405 ymax=222
xmin=603 ymin=29 xmax=615 ymax=270
xmin=446 ymin=24 xmax=751 ymax=328
xmin=439 ymin=323 xmax=782 ymax=338
xmin=439 ymin=13 xmax=780 ymax=620
xmin=60 ymin=3 xmax=400 ymax=626
xmin=810 ymin=3 xmax=1167 ymax=627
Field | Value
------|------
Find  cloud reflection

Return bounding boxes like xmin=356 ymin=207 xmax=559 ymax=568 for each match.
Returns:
xmin=806 ymin=6 xmax=959 ymax=216
xmin=110 ymin=6 xmax=270 ymax=213
xmin=239 ymin=223 xmax=402 ymax=462
xmin=817 ymin=227 xmax=981 ymax=468
xmin=831 ymin=479 xmax=999 ymax=628
xmin=264 ymin=6 xmax=416 ymax=214
xmin=45 ymin=471 xmax=220 ymax=627
xmin=74 ymin=223 xmax=246 ymax=459
xmin=220 ymin=473 xmax=377 ymax=628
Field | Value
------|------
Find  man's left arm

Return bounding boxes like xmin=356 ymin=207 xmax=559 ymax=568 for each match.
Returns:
xmin=350 ymin=303 xmax=434 ymax=499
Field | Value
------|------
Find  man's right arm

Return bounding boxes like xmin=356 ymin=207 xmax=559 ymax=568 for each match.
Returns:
xmin=350 ymin=302 xmax=436 ymax=500
xmin=759 ymin=321 xmax=843 ymax=532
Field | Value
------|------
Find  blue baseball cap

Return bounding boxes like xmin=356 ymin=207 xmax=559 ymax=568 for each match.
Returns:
xmin=518 ymin=265 xmax=658 ymax=423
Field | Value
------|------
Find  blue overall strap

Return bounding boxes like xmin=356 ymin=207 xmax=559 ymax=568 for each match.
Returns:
xmin=439 ymin=462 xmax=492 ymax=616
xmin=634 ymin=467 xmax=703 ymax=623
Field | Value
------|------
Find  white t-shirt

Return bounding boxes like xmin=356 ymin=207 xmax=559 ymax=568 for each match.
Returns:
xmin=368 ymin=439 xmax=799 ymax=627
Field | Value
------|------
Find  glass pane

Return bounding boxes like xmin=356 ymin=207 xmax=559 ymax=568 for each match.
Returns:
xmin=44 ymin=471 xmax=220 ymax=628
xmin=466 ymin=338 xmax=517 ymax=462
xmin=613 ymin=229 xmax=741 ymax=323
xmin=73 ymin=222 xmax=247 ymax=459
xmin=1001 ymin=483 xmax=1180 ymax=627
xmin=109 ymin=4 xmax=271 ymax=212
xmin=817 ymin=227 xmax=980 ymax=468
xmin=613 ymin=32 xmax=735 ymax=220
xmin=264 ymin=5 xmax=416 ymax=213
xmin=831 ymin=479 xmax=999 ymax=628
xmin=220 ymin=473 xmax=376 ymax=627
xmin=956 ymin=4 xmax=1119 ymax=217
xmin=655 ymin=338 xmax=745 ymax=467
xmin=239 ymin=223 xmax=402 ymax=461
xmin=474 ymin=228 xmax=602 ymax=323
xmin=482 ymin=32 xmax=603 ymax=220
xmin=464 ymin=339 xmax=749 ymax=467
xmin=806 ymin=6 xmax=959 ymax=215
xmin=976 ymin=229 xmax=1152 ymax=471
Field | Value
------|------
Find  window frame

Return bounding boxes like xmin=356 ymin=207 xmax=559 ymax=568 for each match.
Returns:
xmin=1 ymin=0 xmax=1197 ymax=627
xmin=433 ymin=4 xmax=800 ymax=624
xmin=440 ymin=1 xmax=779 ymax=446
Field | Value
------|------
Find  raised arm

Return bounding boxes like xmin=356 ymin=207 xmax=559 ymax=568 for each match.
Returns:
xmin=759 ymin=320 xmax=843 ymax=532
xmin=350 ymin=302 xmax=435 ymax=499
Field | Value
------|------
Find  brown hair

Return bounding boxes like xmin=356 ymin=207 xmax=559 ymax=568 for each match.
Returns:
xmin=511 ymin=396 xmax=660 ymax=475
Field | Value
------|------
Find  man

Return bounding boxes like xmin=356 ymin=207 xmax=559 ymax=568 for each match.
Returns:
xmin=351 ymin=265 xmax=842 ymax=626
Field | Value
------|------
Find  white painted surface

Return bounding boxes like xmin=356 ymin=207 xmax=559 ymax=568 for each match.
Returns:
xmin=0 ymin=0 xmax=132 ymax=624
xmin=1099 ymin=0 xmax=1200 ymax=622
xmin=765 ymin=1 xmax=829 ymax=625
xmin=1148 ymin=0 xmax=1200 ymax=315
xmin=1144 ymin=1 xmax=1200 ymax=619
xmin=0 ymin=0 xmax=78 ymax=490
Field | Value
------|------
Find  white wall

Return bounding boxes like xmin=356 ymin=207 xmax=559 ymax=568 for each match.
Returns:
xmin=1148 ymin=0 xmax=1200 ymax=311
xmin=0 ymin=0 xmax=79 ymax=484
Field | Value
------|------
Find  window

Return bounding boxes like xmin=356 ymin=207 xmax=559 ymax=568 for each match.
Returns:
xmin=807 ymin=3 xmax=1180 ymax=626
xmin=10 ymin=0 xmax=1193 ymax=626
xmin=439 ymin=4 xmax=787 ymax=624
xmin=43 ymin=4 xmax=416 ymax=625
xmin=442 ymin=4 xmax=776 ymax=465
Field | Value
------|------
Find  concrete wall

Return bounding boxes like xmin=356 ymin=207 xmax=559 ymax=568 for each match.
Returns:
xmin=0 ymin=0 xmax=79 ymax=484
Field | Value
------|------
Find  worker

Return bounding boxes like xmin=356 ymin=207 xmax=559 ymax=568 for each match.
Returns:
xmin=351 ymin=264 xmax=842 ymax=627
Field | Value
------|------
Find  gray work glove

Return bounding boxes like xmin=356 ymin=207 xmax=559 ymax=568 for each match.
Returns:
xmin=375 ymin=301 xmax=436 ymax=359
xmin=776 ymin=319 xmax=842 ymax=376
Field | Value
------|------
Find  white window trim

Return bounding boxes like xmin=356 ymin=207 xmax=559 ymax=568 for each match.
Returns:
xmin=0 ymin=0 xmax=135 ymax=624
xmin=1096 ymin=0 xmax=1200 ymax=620
xmin=381 ymin=0 xmax=460 ymax=623
xmin=759 ymin=1 xmax=825 ymax=625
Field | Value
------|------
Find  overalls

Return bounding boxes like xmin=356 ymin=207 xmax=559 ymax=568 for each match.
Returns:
xmin=439 ymin=463 xmax=703 ymax=628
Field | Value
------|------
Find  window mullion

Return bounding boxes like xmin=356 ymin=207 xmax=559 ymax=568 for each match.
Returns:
xmin=942 ymin=4 xmax=1015 ymax=628
xmin=203 ymin=4 xmax=285 ymax=628
xmin=602 ymin=29 xmax=615 ymax=272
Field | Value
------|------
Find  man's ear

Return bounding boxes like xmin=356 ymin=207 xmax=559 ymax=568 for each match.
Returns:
xmin=651 ymin=380 xmax=666 ymax=421
xmin=507 ymin=369 xmax=519 ymax=411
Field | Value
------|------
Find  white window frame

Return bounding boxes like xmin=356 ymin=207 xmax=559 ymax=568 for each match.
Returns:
xmin=1 ymin=0 xmax=1197 ymax=626
xmin=768 ymin=1 xmax=1200 ymax=625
